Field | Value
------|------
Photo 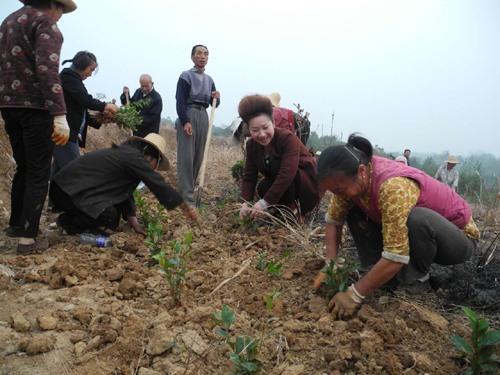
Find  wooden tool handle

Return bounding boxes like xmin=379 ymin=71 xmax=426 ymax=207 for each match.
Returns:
xmin=198 ymin=97 xmax=217 ymax=189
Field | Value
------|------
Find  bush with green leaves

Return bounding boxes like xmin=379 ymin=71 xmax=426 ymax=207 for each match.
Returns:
xmin=233 ymin=209 xmax=260 ymax=231
xmin=322 ymin=256 xmax=360 ymax=300
xmin=115 ymin=97 xmax=151 ymax=131
xmin=450 ymin=306 xmax=500 ymax=375
xmin=152 ymin=233 xmax=195 ymax=303
xmin=144 ymin=223 xmax=163 ymax=257
xmin=134 ymin=190 xmax=167 ymax=228
xmin=230 ymin=158 xmax=245 ymax=181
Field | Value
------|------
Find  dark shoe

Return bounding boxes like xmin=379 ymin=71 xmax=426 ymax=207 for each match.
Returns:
xmin=56 ymin=215 xmax=81 ymax=235
xmin=5 ymin=226 xmax=20 ymax=237
xmin=16 ymin=240 xmax=48 ymax=255
xmin=398 ymin=279 xmax=431 ymax=295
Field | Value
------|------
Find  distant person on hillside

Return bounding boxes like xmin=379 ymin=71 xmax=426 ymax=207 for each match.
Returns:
xmin=50 ymin=134 xmax=200 ymax=234
xmin=50 ymin=51 xmax=118 ymax=194
xmin=395 ymin=156 xmax=408 ymax=165
xmin=0 ymin=0 xmax=76 ymax=254
xmin=175 ymin=44 xmax=220 ymax=205
xmin=237 ymin=95 xmax=321 ymax=220
xmin=403 ymin=149 xmax=411 ymax=166
xmin=120 ymin=74 xmax=162 ymax=137
xmin=435 ymin=155 xmax=460 ymax=192
xmin=314 ymin=135 xmax=479 ymax=320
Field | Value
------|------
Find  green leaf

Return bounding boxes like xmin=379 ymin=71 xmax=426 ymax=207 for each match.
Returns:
xmin=479 ymin=330 xmax=500 ymax=347
xmin=490 ymin=354 xmax=500 ymax=363
xmin=235 ymin=336 xmax=244 ymax=354
xmin=273 ymin=291 xmax=281 ymax=300
xmin=477 ymin=318 xmax=490 ymax=337
xmin=450 ymin=335 xmax=474 ymax=356
xmin=185 ymin=232 xmax=193 ymax=246
xmin=477 ymin=346 xmax=494 ymax=364
xmin=266 ymin=317 xmax=280 ymax=324
xmin=264 ymin=295 xmax=273 ymax=312
xmin=214 ymin=328 xmax=228 ymax=340
xmin=339 ymin=281 xmax=346 ymax=292
xmin=241 ymin=361 xmax=260 ymax=372
xmin=461 ymin=306 xmax=477 ymax=324
xmin=479 ymin=363 xmax=500 ymax=372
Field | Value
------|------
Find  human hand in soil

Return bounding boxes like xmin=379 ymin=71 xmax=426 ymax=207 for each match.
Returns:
xmin=105 ymin=103 xmax=119 ymax=115
xmin=239 ymin=203 xmax=250 ymax=219
xmin=328 ymin=286 xmax=363 ymax=319
xmin=313 ymin=270 xmax=328 ymax=292
xmin=249 ymin=201 xmax=265 ymax=219
xmin=211 ymin=91 xmax=220 ymax=100
xmin=127 ymin=216 xmax=147 ymax=237
xmin=123 ymin=86 xmax=129 ymax=94
xmin=180 ymin=202 xmax=202 ymax=225
xmin=183 ymin=122 xmax=193 ymax=136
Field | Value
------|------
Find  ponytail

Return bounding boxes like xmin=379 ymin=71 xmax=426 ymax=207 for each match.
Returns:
xmin=316 ymin=133 xmax=373 ymax=180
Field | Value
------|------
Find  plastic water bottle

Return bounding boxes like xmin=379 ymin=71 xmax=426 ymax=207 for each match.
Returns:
xmin=79 ymin=233 xmax=113 ymax=248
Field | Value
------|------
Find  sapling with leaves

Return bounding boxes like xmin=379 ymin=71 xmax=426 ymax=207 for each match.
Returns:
xmin=230 ymin=158 xmax=245 ymax=181
xmin=450 ymin=306 xmax=500 ymax=375
xmin=144 ymin=223 xmax=163 ymax=257
xmin=153 ymin=233 xmax=195 ymax=304
xmin=322 ymin=256 xmax=360 ymax=300
xmin=212 ymin=305 xmax=263 ymax=374
xmin=91 ymin=97 xmax=151 ymax=131
xmin=255 ymin=249 xmax=291 ymax=278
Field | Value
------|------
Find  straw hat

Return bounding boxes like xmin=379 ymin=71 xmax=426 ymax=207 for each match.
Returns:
xmin=128 ymin=133 xmax=170 ymax=171
xmin=445 ymin=155 xmax=460 ymax=164
xmin=20 ymin=0 xmax=77 ymax=13
xmin=266 ymin=92 xmax=281 ymax=107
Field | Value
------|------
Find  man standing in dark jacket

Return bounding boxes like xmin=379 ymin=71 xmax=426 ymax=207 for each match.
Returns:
xmin=120 ymin=74 xmax=162 ymax=138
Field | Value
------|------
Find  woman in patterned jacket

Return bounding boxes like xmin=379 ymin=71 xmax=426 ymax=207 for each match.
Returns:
xmin=0 ymin=0 xmax=76 ymax=254
xmin=313 ymin=134 xmax=479 ymax=319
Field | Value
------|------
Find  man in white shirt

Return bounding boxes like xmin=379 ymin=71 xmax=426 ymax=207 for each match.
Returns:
xmin=435 ymin=155 xmax=460 ymax=192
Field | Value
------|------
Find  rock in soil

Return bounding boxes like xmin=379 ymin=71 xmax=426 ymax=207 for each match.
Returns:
xmin=10 ymin=312 xmax=30 ymax=332
xmin=37 ymin=315 xmax=58 ymax=330
xmin=19 ymin=334 xmax=56 ymax=355
xmin=146 ymin=324 xmax=176 ymax=355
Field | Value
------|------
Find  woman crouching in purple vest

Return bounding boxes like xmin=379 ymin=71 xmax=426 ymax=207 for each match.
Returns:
xmin=313 ymin=133 xmax=479 ymax=320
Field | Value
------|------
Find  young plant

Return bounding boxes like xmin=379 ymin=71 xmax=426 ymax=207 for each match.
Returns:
xmin=213 ymin=305 xmax=263 ymax=375
xmin=255 ymin=249 xmax=291 ymax=278
xmin=152 ymin=233 xmax=195 ymax=303
xmin=115 ymin=97 xmax=152 ymax=131
xmin=235 ymin=213 xmax=259 ymax=231
xmin=450 ymin=306 xmax=500 ymax=375
xmin=322 ymin=256 xmax=360 ymax=300
xmin=263 ymin=288 xmax=281 ymax=314
xmin=144 ymin=223 xmax=163 ymax=257
xmin=230 ymin=158 xmax=245 ymax=181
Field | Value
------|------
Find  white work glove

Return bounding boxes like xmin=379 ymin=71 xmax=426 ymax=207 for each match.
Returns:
xmin=52 ymin=115 xmax=70 ymax=146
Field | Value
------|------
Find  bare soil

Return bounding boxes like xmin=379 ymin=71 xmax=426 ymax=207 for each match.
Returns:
xmin=0 ymin=120 xmax=498 ymax=375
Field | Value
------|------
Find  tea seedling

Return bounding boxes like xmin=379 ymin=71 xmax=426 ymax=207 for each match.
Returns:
xmin=322 ymin=256 xmax=360 ymax=300
xmin=450 ymin=306 xmax=500 ymax=375
xmin=144 ymin=223 xmax=163 ymax=257
xmin=153 ymin=233 xmax=195 ymax=304
xmin=230 ymin=158 xmax=245 ymax=181
xmin=213 ymin=305 xmax=263 ymax=374
xmin=255 ymin=249 xmax=291 ymax=278
xmin=115 ymin=97 xmax=151 ymax=131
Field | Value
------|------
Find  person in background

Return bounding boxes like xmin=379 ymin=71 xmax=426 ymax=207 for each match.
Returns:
xmin=50 ymin=133 xmax=201 ymax=235
xmin=51 ymin=51 xmax=118 ymax=182
xmin=175 ymin=44 xmax=220 ymax=205
xmin=0 ymin=0 xmax=76 ymax=254
xmin=395 ymin=155 xmax=408 ymax=165
xmin=238 ymin=95 xmax=320 ymax=220
xmin=120 ymin=74 xmax=162 ymax=137
xmin=314 ymin=134 xmax=478 ymax=320
xmin=435 ymin=155 xmax=460 ymax=192
xmin=403 ymin=149 xmax=411 ymax=166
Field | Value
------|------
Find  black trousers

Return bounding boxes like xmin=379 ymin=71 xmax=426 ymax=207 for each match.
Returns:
xmin=347 ymin=206 xmax=476 ymax=283
xmin=50 ymin=181 xmax=123 ymax=234
xmin=257 ymin=157 xmax=301 ymax=209
xmin=2 ymin=108 xmax=54 ymax=238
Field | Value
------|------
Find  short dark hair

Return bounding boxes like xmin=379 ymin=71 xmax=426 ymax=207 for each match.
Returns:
xmin=404 ymin=149 xmax=411 ymax=153
xmin=191 ymin=44 xmax=208 ymax=56
xmin=316 ymin=133 xmax=374 ymax=181
xmin=62 ymin=51 xmax=98 ymax=74
xmin=23 ymin=0 xmax=63 ymax=10
xmin=238 ymin=95 xmax=273 ymax=125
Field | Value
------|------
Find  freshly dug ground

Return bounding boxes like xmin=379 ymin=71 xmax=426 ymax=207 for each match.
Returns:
xmin=0 ymin=120 xmax=498 ymax=375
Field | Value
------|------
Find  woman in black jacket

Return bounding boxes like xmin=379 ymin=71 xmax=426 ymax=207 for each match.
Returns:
xmin=51 ymin=51 xmax=118 ymax=179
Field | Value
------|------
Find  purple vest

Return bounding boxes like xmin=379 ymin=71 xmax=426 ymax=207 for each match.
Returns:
xmin=352 ymin=156 xmax=471 ymax=228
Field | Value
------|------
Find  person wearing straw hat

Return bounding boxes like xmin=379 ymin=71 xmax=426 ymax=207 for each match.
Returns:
xmin=49 ymin=133 xmax=200 ymax=235
xmin=175 ymin=44 xmax=220 ymax=205
xmin=1 ymin=0 xmax=76 ymax=254
xmin=435 ymin=155 xmax=460 ymax=192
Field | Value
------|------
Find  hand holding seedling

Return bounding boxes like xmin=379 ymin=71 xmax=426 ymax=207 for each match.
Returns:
xmin=127 ymin=215 xmax=147 ymax=237
xmin=249 ymin=201 xmax=265 ymax=219
xmin=239 ymin=203 xmax=250 ymax=219
xmin=313 ymin=257 xmax=345 ymax=292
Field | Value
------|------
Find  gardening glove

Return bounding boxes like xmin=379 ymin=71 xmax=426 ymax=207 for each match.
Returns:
xmin=328 ymin=285 xmax=364 ymax=320
xmin=52 ymin=115 xmax=70 ymax=146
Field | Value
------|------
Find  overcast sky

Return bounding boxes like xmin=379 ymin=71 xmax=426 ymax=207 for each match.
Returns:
xmin=2 ymin=0 xmax=499 ymax=156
